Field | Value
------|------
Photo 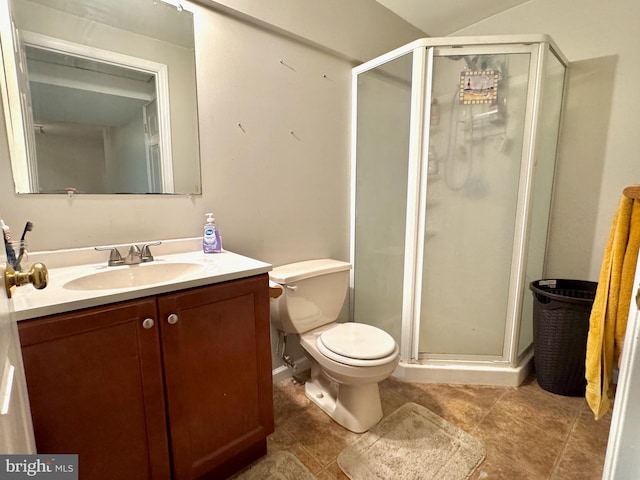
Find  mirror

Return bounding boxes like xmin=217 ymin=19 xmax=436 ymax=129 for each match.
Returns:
xmin=0 ymin=0 xmax=201 ymax=194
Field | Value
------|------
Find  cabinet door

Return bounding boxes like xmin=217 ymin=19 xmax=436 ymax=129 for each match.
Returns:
xmin=18 ymin=299 xmax=171 ymax=480
xmin=158 ymin=274 xmax=273 ymax=479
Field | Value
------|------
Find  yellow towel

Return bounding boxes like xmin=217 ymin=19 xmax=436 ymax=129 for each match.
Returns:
xmin=585 ymin=195 xmax=640 ymax=419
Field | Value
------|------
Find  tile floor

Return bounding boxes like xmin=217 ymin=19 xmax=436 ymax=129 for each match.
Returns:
xmin=267 ymin=374 xmax=612 ymax=479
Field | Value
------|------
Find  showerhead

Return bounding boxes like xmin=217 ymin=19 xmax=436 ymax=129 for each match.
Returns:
xmin=445 ymin=55 xmax=478 ymax=68
xmin=465 ymin=55 xmax=480 ymax=70
xmin=447 ymin=55 xmax=502 ymax=73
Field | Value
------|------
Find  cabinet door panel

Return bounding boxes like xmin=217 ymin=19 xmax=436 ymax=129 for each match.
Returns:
xmin=18 ymin=299 xmax=171 ymax=480
xmin=159 ymin=274 xmax=273 ymax=479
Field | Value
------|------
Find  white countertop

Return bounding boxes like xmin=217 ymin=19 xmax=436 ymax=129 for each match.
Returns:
xmin=11 ymin=240 xmax=271 ymax=321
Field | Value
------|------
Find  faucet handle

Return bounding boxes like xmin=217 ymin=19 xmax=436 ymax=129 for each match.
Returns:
xmin=95 ymin=246 xmax=124 ymax=266
xmin=141 ymin=241 xmax=161 ymax=262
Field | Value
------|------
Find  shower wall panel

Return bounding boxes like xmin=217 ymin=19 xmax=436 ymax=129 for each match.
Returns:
xmin=352 ymin=53 xmax=413 ymax=345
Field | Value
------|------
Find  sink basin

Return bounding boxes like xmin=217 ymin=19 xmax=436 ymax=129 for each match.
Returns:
xmin=63 ymin=262 xmax=205 ymax=290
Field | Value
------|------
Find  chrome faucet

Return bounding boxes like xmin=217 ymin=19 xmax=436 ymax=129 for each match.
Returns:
xmin=125 ymin=245 xmax=142 ymax=265
xmin=96 ymin=241 xmax=161 ymax=266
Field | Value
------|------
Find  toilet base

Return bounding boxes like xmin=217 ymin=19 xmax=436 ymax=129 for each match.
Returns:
xmin=304 ymin=365 xmax=383 ymax=434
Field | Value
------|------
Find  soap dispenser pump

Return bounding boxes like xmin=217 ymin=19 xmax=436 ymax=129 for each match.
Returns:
xmin=203 ymin=213 xmax=222 ymax=253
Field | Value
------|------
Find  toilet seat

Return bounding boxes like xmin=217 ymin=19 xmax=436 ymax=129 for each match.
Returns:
xmin=317 ymin=323 xmax=398 ymax=367
xmin=321 ymin=323 xmax=396 ymax=359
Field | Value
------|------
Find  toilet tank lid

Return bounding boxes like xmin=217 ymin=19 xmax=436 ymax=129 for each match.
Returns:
xmin=269 ymin=259 xmax=351 ymax=284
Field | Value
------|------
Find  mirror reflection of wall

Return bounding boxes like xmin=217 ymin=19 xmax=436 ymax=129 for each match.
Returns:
xmin=4 ymin=0 xmax=201 ymax=195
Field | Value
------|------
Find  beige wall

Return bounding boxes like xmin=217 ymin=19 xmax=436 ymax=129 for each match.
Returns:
xmin=0 ymin=0 xmax=424 ymax=268
xmin=454 ymin=0 xmax=640 ymax=281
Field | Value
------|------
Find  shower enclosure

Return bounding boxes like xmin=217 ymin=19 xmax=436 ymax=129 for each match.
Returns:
xmin=350 ymin=35 xmax=567 ymax=386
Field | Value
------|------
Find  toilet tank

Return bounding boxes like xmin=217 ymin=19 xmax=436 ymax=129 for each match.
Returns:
xmin=269 ymin=259 xmax=351 ymax=334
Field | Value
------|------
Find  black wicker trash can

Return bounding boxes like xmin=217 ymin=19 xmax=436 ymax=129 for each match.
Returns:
xmin=529 ymin=279 xmax=598 ymax=396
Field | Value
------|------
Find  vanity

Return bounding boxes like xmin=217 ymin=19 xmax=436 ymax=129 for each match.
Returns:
xmin=12 ymin=240 xmax=274 ymax=480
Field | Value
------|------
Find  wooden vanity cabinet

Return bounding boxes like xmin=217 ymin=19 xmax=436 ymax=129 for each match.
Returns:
xmin=18 ymin=297 xmax=170 ymax=479
xmin=18 ymin=274 xmax=273 ymax=480
xmin=158 ymin=274 xmax=274 ymax=479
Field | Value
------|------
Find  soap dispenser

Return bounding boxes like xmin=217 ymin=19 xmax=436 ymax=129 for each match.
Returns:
xmin=203 ymin=213 xmax=222 ymax=253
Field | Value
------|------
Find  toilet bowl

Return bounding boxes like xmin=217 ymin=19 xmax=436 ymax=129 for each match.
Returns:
xmin=269 ymin=259 xmax=399 ymax=433
xmin=300 ymin=322 xmax=399 ymax=433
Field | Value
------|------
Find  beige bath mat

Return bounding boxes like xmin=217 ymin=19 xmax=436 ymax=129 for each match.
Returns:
xmin=230 ymin=450 xmax=316 ymax=480
xmin=338 ymin=402 xmax=485 ymax=480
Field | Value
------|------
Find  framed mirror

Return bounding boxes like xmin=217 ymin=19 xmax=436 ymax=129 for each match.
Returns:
xmin=0 ymin=0 xmax=202 ymax=194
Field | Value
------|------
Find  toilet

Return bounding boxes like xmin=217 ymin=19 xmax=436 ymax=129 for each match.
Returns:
xmin=269 ymin=259 xmax=399 ymax=433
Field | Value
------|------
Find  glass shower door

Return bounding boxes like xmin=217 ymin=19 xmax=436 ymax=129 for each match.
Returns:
xmin=352 ymin=52 xmax=413 ymax=345
xmin=418 ymin=48 xmax=533 ymax=358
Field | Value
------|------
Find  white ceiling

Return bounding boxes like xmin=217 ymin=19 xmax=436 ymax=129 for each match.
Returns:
xmin=375 ymin=0 xmax=529 ymax=37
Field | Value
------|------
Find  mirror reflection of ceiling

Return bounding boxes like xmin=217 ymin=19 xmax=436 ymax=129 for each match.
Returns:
xmin=375 ymin=0 xmax=530 ymax=37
